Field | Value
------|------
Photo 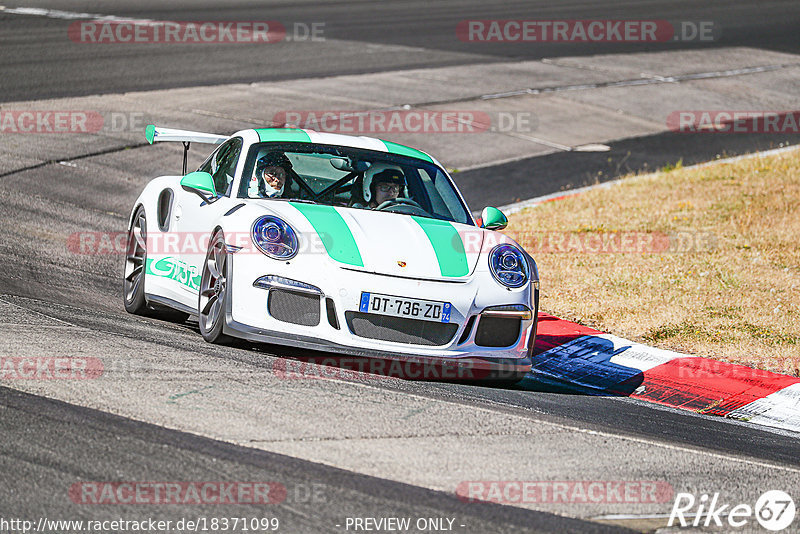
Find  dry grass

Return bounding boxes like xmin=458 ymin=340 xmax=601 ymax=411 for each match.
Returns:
xmin=507 ymin=148 xmax=800 ymax=376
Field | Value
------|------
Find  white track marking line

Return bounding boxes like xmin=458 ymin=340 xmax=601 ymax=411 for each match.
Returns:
xmin=0 ymin=5 xmax=155 ymax=23
xmin=291 ymin=372 xmax=800 ymax=474
xmin=0 ymin=296 xmax=74 ymax=327
xmin=2 ymin=294 xmax=799 ymax=480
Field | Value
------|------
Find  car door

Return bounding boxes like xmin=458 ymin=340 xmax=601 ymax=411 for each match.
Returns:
xmin=171 ymin=138 xmax=243 ymax=303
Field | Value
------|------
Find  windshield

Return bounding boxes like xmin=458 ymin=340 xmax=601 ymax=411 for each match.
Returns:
xmin=237 ymin=142 xmax=473 ymax=225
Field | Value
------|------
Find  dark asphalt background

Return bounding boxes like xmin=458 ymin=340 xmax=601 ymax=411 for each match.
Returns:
xmin=3 ymin=0 xmax=798 ymax=209
xmin=459 ymin=130 xmax=800 ymax=209
xmin=1 ymin=0 xmax=799 ymax=101
xmin=0 ymin=386 xmax=631 ymax=533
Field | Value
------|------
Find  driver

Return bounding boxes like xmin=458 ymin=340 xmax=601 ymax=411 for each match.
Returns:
xmin=250 ymin=152 xmax=291 ymax=198
xmin=363 ymin=168 xmax=405 ymax=209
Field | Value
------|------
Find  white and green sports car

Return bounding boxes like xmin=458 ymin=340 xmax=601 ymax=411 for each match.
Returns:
xmin=124 ymin=125 xmax=539 ymax=380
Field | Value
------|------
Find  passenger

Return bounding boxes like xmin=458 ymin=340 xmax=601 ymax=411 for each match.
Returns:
xmin=362 ymin=167 xmax=406 ymax=209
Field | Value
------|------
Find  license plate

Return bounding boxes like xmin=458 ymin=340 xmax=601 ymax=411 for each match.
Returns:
xmin=359 ymin=292 xmax=451 ymax=323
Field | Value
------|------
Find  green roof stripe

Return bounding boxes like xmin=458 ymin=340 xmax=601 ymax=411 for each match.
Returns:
xmin=380 ymin=140 xmax=433 ymax=163
xmin=290 ymin=203 xmax=363 ymax=267
xmin=145 ymin=124 xmax=155 ymax=144
xmin=256 ymin=128 xmax=312 ymax=143
xmin=412 ymin=217 xmax=468 ymax=277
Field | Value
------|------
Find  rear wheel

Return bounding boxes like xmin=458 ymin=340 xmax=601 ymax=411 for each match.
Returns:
xmin=123 ymin=207 xmax=189 ymax=322
xmin=199 ymin=230 xmax=233 ymax=344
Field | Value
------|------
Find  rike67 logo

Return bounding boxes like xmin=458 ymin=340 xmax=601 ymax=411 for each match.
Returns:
xmin=669 ymin=490 xmax=795 ymax=531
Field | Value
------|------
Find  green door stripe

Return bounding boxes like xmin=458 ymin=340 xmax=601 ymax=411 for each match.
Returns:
xmin=290 ymin=203 xmax=363 ymax=267
xmin=380 ymin=140 xmax=433 ymax=163
xmin=145 ymin=257 xmax=201 ymax=291
xmin=411 ymin=217 xmax=469 ymax=277
xmin=256 ymin=128 xmax=313 ymax=143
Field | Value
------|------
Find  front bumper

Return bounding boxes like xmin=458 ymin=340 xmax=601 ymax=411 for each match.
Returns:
xmin=225 ymin=251 xmax=537 ymax=375
xmin=225 ymin=319 xmax=532 ymax=379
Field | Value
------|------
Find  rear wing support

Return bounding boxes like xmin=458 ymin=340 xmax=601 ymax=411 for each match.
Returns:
xmin=182 ymin=142 xmax=190 ymax=175
xmin=144 ymin=125 xmax=229 ymax=175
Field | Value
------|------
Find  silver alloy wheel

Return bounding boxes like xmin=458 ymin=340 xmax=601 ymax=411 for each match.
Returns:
xmin=124 ymin=209 xmax=147 ymax=305
xmin=199 ymin=233 xmax=228 ymax=333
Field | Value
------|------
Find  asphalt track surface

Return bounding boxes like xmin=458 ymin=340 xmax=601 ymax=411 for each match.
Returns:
xmin=1 ymin=0 xmax=799 ymax=102
xmin=0 ymin=387 xmax=621 ymax=533
xmin=2 ymin=1 xmax=800 ymax=532
xmin=459 ymin=130 xmax=800 ymax=210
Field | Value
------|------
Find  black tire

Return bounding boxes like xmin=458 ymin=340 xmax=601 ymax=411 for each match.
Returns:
xmin=123 ymin=207 xmax=150 ymax=315
xmin=123 ymin=206 xmax=189 ymax=322
xmin=198 ymin=230 xmax=234 ymax=344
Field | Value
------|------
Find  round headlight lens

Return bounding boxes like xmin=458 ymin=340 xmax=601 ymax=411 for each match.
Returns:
xmin=252 ymin=216 xmax=298 ymax=260
xmin=501 ymin=253 xmax=519 ymax=270
xmin=264 ymin=222 xmax=282 ymax=242
xmin=489 ymin=244 xmax=529 ymax=288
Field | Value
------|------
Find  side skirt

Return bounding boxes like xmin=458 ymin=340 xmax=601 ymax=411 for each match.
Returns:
xmin=146 ymin=293 xmax=198 ymax=317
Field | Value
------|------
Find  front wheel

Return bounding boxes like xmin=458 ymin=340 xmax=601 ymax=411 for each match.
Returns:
xmin=123 ymin=207 xmax=149 ymax=315
xmin=199 ymin=230 xmax=234 ymax=344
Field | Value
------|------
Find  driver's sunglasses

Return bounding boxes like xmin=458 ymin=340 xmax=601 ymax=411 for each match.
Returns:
xmin=264 ymin=167 xmax=287 ymax=179
xmin=377 ymin=183 xmax=401 ymax=193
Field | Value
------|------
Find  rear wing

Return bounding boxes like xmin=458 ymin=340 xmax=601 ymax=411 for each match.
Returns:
xmin=144 ymin=124 xmax=230 ymax=174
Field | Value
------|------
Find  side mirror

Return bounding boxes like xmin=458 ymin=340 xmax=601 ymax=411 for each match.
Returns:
xmin=480 ymin=206 xmax=508 ymax=231
xmin=180 ymin=171 xmax=215 ymax=202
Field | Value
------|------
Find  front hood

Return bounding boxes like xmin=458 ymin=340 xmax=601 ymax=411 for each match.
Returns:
xmin=275 ymin=202 xmax=484 ymax=280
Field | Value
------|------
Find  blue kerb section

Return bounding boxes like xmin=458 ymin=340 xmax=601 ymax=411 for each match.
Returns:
xmin=522 ymin=335 xmax=644 ymax=396
xmin=359 ymin=293 xmax=370 ymax=312
xmin=441 ymin=303 xmax=451 ymax=323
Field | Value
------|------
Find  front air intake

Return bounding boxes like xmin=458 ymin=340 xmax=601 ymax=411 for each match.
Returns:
xmin=268 ymin=289 xmax=320 ymax=326
xmin=474 ymin=316 xmax=521 ymax=347
xmin=345 ymin=312 xmax=458 ymax=346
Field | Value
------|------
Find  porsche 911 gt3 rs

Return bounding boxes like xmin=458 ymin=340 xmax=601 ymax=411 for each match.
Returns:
xmin=124 ymin=125 xmax=539 ymax=380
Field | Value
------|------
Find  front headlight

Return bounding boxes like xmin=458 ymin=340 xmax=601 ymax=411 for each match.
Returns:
xmin=252 ymin=216 xmax=298 ymax=260
xmin=489 ymin=244 xmax=529 ymax=288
